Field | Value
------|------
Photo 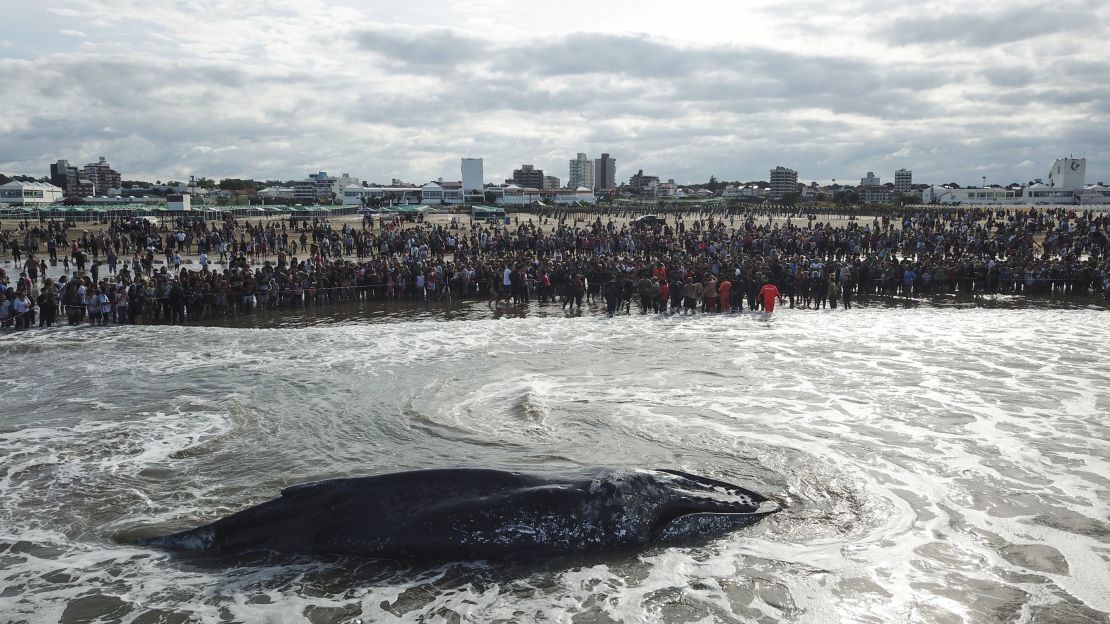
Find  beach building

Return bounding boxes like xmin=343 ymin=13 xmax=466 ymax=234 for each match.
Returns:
xmin=167 ymin=193 xmax=192 ymax=211
xmin=922 ymin=157 xmax=1104 ymax=205
xmin=475 ymin=184 xmax=596 ymax=206
xmin=258 ymin=186 xmax=295 ymax=200
xmin=411 ymin=181 xmax=463 ymax=205
xmin=341 ymin=185 xmax=423 ymax=206
xmin=419 ymin=182 xmax=444 ymax=205
xmin=536 ymin=187 xmax=596 ymax=204
xmin=922 ymin=186 xmax=1021 ymax=205
xmin=0 ymin=180 xmax=65 ymax=205
xmin=498 ymin=184 xmax=542 ymax=206
xmin=440 ymin=181 xmax=465 ymax=205
xmin=1079 ymin=184 xmax=1110 ymax=204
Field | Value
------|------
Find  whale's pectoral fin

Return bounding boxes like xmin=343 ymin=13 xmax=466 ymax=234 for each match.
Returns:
xmin=133 ymin=526 xmax=217 ymax=551
xmin=654 ymin=508 xmax=779 ymax=542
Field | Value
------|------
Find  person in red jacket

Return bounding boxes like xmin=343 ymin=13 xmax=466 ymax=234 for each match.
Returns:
xmin=717 ymin=277 xmax=731 ymax=313
xmin=759 ymin=277 xmax=784 ymax=313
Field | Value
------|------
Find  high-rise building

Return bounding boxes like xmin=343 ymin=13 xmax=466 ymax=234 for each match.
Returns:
xmin=83 ymin=157 xmax=122 ymax=196
xmin=50 ymin=160 xmax=78 ymax=195
xmin=50 ymin=159 xmax=95 ymax=197
xmin=568 ymin=153 xmax=594 ymax=189
xmin=895 ymin=169 xmax=912 ymax=193
xmin=511 ymin=164 xmax=544 ymax=188
xmin=461 ymin=158 xmax=484 ymax=193
xmin=769 ymin=166 xmax=798 ymax=199
xmin=542 ymin=175 xmax=561 ymax=189
xmin=594 ymin=153 xmax=616 ymax=190
xmin=861 ymin=171 xmax=880 ymax=186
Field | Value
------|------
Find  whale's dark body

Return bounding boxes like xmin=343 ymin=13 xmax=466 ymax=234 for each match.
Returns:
xmin=139 ymin=467 xmax=778 ymax=560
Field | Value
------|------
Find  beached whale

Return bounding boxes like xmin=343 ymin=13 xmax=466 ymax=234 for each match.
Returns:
xmin=136 ymin=467 xmax=779 ymax=560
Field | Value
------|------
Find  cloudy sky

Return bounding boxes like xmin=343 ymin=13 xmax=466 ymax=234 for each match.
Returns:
xmin=2 ymin=0 xmax=1108 ymax=187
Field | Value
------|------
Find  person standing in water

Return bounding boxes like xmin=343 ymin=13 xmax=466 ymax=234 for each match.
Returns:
xmin=758 ymin=276 xmax=784 ymax=314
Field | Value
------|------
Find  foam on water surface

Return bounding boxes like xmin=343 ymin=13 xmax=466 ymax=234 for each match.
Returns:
xmin=0 ymin=307 xmax=1108 ymax=622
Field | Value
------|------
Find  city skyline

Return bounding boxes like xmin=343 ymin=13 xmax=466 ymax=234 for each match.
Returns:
xmin=1 ymin=1 xmax=1108 ymax=186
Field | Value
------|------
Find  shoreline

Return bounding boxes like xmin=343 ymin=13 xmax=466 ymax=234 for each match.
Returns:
xmin=2 ymin=284 xmax=1106 ymax=333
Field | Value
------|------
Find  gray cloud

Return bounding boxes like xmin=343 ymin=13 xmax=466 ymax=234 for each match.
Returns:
xmin=887 ymin=2 xmax=1102 ymax=47
xmin=495 ymin=33 xmax=702 ymax=77
xmin=349 ymin=27 xmax=488 ymax=68
xmin=1 ymin=2 xmax=1107 ymax=187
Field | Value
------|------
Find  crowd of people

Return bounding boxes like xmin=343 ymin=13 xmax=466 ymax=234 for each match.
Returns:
xmin=1 ymin=205 xmax=1108 ymax=329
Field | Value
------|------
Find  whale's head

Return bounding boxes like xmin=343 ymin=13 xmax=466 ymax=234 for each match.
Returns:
xmin=631 ymin=468 xmax=780 ymax=542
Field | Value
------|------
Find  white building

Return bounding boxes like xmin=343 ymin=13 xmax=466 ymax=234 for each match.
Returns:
xmin=0 ymin=180 xmax=64 ymax=205
xmin=861 ymin=171 xmax=880 ymax=186
xmin=1079 ymin=184 xmax=1110 ymax=205
xmin=922 ymin=157 xmax=1103 ymax=205
xmin=552 ymin=187 xmax=597 ymax=205
xmin=498 ymin=184 xmax=542 ymax=206
xmin=568 ymin=153 xmax=594 ymax=190
xmin=461 ymin=158 xmax=483 ymax=193
xmin=258 ymin=186 xmax=295 ymax=200
xmin=721 ymin=185 xmax=766 ymax=200
xmin=420 ymin=182 xmax=444 ymax=205
xmin=482 ymin=185 xmax=595 ymax=205
xmin=1046 ymin=156 xmax=1085 ymax=190
xmin=922 ymin=186 xmax=1022 ymax=205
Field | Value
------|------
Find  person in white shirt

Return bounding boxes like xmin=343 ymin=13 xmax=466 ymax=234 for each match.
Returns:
xmin=17 ymin=289 xmax=33 ymax=321
xmin=98 ymin=288 xmax=111 ymax=322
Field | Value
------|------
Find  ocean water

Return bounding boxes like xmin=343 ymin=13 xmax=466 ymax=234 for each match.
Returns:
xmin=1 ymin=304 xmax=1108 ymax=623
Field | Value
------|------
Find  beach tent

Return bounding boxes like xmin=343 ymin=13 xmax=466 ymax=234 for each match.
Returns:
xmin=382 ymin=204 xmax=429 ymax=214
xmin=471 ymin=205 xmax=506 ymax=219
